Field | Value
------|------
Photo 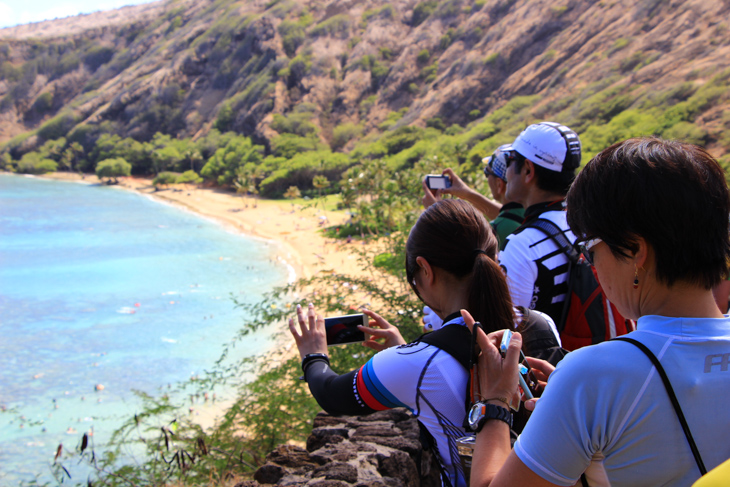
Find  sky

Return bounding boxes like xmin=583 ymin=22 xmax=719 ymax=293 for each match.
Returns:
xmin=0 ymin=0 xmax=159 ymax=29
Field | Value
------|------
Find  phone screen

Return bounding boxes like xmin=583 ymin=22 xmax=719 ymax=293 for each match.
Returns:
xmin=426 ymin=175 xmax=452 ymax=190
xmin=325 ymin=314 xmax=366 ymax=346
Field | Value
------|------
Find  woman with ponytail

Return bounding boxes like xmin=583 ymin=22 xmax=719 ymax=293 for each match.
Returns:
xmin=289 ymin=199 xmax=563 ymax=487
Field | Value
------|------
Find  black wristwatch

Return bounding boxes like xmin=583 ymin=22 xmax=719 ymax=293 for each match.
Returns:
xmin=301 ymin=353 xmax=329 ymax=373
xmin=467 ymin=402 xmax=512 ymax=432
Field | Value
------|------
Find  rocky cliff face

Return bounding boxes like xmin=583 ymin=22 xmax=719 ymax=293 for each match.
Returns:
xmin=242 ymin=409 xmax=443 ymax=487
xmin=1 ymin=0 xmax=730 ymax=154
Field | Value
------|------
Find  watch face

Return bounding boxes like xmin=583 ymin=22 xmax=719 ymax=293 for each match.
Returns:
xmin=468 ymin=402 xmax=484 ymax=431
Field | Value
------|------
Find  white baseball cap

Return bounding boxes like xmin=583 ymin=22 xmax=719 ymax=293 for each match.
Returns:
xmin=506 ymin=122 xmax=581 ymax=172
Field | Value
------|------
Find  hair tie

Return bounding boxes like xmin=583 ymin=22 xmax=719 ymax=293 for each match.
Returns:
xmin=473 ymin=249 xmax=489 ymax=258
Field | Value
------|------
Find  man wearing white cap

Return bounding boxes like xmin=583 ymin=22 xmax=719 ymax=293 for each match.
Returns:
xmin=422 ymin=145 xmax=524 ymax=250
xmin=498 ymin=122 xmax=581 ymax=324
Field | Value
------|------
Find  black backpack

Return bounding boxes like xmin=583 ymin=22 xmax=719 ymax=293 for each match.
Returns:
xmin=525 ymin=218 xmax=634 ymax=351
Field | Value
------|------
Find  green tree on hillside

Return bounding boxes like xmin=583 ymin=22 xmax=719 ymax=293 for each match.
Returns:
xmin=201 ymin=136 xmax=265 ymax=186
xmin=96 ymin=158 xmax=131 ymax=184
xmin=60 ymin=142 xmax=84 ymax=173
xmin=16 ymin=152 xmax=57 ymax=174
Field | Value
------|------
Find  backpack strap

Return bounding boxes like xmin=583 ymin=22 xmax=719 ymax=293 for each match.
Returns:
xmin=522 ymin=218 xmax=578 ymax=332
xmin=524 ymin=218 xmax=580 ymax=263
xmin=415 ymin=325 xmax=472 ymax=487
xmin=416 ymin=324 xmax=472 ymax=370
xmin=613 ymin=337 xmax=707 ymax=475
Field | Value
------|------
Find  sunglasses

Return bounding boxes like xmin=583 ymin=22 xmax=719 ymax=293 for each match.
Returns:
xmin=579 ymin=238 xmax=602 ymax=266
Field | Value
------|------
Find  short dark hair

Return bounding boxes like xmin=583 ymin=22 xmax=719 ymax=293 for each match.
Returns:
xmin=406 ymin=199 xmax=514 ymax=333
xmin=567 ymin=137 xmax=730 ymax=289
xmin=513 ymin=152 xmax=576 ymax=195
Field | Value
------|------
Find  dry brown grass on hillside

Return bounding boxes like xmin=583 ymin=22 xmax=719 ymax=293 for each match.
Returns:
xmin=0 ymin=1 xmax=167 ymax=40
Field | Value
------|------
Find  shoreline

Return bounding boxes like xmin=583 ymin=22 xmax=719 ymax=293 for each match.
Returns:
xmin=29 ymin=172 xmax=376 ymax=430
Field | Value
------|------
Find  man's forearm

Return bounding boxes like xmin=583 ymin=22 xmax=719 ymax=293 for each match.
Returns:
xmin=460 ymin=189 xmax=501 ymax=221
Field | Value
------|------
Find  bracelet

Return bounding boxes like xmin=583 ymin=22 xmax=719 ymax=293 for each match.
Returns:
xmin=301 ymin=353 xmax=330 ymax=373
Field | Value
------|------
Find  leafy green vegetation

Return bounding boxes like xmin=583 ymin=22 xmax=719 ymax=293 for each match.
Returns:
xmin=310 ymin=14 xmax=351 ymax=38
xmin=411 ymin=0 xmax=438 ymax=26
xmin=15 ymin=152 xmax=58 ymax=174
xmin=96 ymin=157 xmax=132 ymax=183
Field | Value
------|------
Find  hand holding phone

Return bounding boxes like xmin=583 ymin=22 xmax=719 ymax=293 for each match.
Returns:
xmin=425 ymin=174 xmax=452 ymax=190
xmin=324 ymin=314 xmax=367 ymax=346
xmin=500 ymin=330 xmax=539 ymax=400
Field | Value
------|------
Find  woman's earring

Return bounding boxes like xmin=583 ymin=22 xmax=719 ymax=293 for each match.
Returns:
xmin=633 ymin=266 xmax=639 ymax=289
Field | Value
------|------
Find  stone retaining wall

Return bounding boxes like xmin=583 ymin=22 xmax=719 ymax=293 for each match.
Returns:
xmin=238 ymin=409 xmax=442 ymax=487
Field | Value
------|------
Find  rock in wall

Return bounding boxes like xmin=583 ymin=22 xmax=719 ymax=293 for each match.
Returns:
xmin=241 ymin=409 xmax=444 ymax=487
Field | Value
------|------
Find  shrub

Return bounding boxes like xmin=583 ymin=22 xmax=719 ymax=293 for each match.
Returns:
xmin=84 ymin=46 xmax=115 ymax=71
xmin=215 ymin=104 xmax=234 ymax=132
xmin=440 ymin=29 xmax=455 ymax=50
xmin=270 ymin=112 xmax=318 ymax=137
xmin=426 ymin=118 xmax=445 ymax=131
xmin=417 ymin=49 xmax=430 ymax=64
xmin=331 ymin=123 xmax=362 ymax=151
xmin=412 ymin=0 xmax=438 ymax=26
xmin=310 ymin=14 xmax=350 ymax=38
xmin=259 ymin=150 xmax=349 ymax=197
xmin=435 ymin=0 xmax=462 ymax=18
xmin=37 ymin=112 xmax=78 ymax=140
xmin=270 ymin=133 xmax=325 ymax=159
xmin=278 ymin=20 xmax=305 ymax=57
xmin=609 ymin=37 xmax=631 ymax=55
xmin=176 ymin=170 xmax=203 ymax=185
xmin=29 ymin=92 xmax=53 ymax=115
xmin=484 ymin=52 xmax=500 ymax=65
xmin=363 ymin=5 xmax=395 ymax=21
xmin=16 ymin=152 xmax=58 ymax=174
xmin=96 ymin=157 xmax=131 ymax=183
xmin=152 ymin=171 xmax=180 ymax=188
xmin=661 ymin=122 xmax=707 ymax=146
xmin=381 ymin=126 xmax=424 ymax=155
xmin=421 ymin=61 xmax=438 ymax=83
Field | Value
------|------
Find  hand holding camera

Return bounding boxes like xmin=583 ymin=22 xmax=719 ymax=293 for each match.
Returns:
xmin=421 ymin=169 xmax=474 ymax=209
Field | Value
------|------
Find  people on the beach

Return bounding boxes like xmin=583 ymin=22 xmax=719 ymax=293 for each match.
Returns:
xmin=288 ymin=199 xmax=563 ymax=487
xmin=466 ymin=137 xmax=730 ymax=486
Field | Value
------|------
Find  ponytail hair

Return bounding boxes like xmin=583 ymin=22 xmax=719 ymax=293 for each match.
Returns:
xmin=406 ymin=199 xmax=514 ymax=333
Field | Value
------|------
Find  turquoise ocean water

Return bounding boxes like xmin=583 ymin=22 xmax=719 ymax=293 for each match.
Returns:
xmin=0 ymin=174 xmax=290 ymax=484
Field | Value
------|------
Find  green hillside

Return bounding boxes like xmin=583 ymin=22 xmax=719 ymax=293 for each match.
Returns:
xmin=1 ymin=0 xmax=730 ymax=213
